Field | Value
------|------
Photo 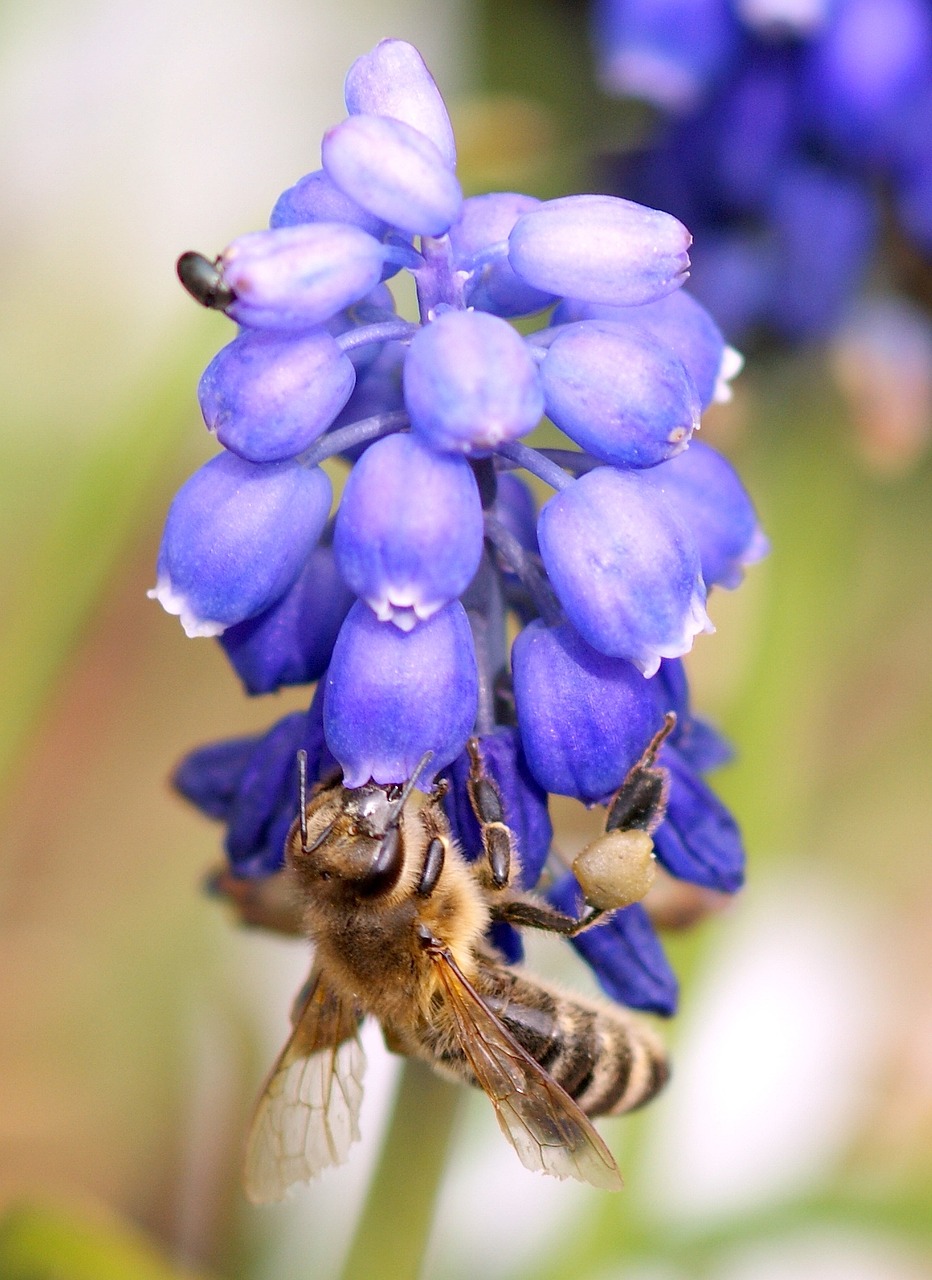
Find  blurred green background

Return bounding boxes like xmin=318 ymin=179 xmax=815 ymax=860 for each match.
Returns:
xmin=1 ymin=2 xmax=930 ymax=1278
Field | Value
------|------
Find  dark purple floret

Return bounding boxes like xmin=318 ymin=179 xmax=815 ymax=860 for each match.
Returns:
xmin=549 ymin=874 xmax=679 ymax=1015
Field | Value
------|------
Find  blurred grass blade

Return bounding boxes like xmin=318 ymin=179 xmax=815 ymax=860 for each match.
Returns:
xmin=0 ymin=336 xmax=209 ymax=806
xmin=0 ymin=1201 xmax=213 ymax=1280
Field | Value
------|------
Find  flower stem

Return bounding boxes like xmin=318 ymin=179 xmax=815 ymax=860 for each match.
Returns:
xmin=495 ymin=441 xmax=572 ymax=492
xmin=299 ymin=411 xmax=409 ymax=467
xmin=338 ymin=1059 xmax=460 ymax=1280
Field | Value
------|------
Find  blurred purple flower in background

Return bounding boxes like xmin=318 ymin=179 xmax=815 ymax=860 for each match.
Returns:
xmin=161 ymin=38 xmax=766 ymax=1016
xmin=593 ymin=0 xmax=932 ymax=347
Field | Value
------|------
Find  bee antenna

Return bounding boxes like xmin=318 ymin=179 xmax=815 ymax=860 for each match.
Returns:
xmin=297 ymin=749 xmax=310 ymax=850
xmin=387 ymin=750 xmax=434 ymax=826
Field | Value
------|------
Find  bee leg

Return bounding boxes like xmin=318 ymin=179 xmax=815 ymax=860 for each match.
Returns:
xmin=466 ymin=737 xmax=517 ymax=890
xmin=605 ymin=713 xmax=676 ymax=835
xmin=489 ymin=894 xmax=606 ymax=937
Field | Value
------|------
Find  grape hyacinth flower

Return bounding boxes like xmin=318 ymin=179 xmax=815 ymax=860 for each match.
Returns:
xmin=161 ymin=38 xmax=765 ymax=1019
xmin=592 ymin=0 xmax=932 ymax=346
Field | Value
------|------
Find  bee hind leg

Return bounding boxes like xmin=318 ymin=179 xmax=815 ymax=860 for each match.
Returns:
xmin=489 ymin=894 xmax=607 ymax=937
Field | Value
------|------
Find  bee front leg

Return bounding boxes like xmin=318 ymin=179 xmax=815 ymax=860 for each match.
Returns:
xmin=466 ymin=737 xmax=518 ymax=891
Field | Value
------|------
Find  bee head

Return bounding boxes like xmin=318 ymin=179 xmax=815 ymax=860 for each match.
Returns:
xmin=287 ymin=752 xmax=434 ymax=901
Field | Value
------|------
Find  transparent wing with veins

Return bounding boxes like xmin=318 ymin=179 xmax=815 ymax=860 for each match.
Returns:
xmin=244 ymin=967 xmax=365 ymax=1204
xmin=428 ymin=944 xmax=623 ymax=1191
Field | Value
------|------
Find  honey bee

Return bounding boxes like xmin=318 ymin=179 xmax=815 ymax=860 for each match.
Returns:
xmin=233 ymin=732 xmax=673 ymax=1202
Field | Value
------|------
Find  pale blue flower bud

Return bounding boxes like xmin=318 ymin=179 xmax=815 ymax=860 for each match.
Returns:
xmin=150 ymin=455 xmax=332 ymax=637
xmin=449 ymin=193 xmax=556 ymax=316
xmin=538 ymin=466 xmax=712 ymax=676
xmin=540 ymin=320 xmax=700 ymax=467
xmin=198 ymin=329 xmax=356 ymax=462
xmin=344 ymin=39 xmax=457 ymax=170
xmin=333 ymin=433 xmax=484 ymax=629
xmin=270 ymin=168 xmax=387 ymax=236
xmin=222 ymin=224 xmax=391 ymax=330
xmin=322 ymin=114 xmax=462 ymax=237
xmin=508 ymin=195 xmax=692 ymax=307
xmin=552 ymin=287 xmax=737 ymax=410
xmin=641 ymin=441 xmax=769 ymax=588
xmin=404 ymin=309 xmax=544 ymax=453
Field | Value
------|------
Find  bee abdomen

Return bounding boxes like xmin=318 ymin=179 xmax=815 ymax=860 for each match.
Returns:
xmin=482 ymin=967 xmax=669 ymax=1118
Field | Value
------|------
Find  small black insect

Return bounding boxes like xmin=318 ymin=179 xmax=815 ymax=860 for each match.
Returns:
xmin=176 ymin=251 xmax=236 ymax=310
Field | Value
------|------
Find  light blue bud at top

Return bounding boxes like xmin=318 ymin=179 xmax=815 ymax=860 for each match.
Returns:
xmin=344 ymin=39 xmax=457 ymax=171
xmin=332 ymin=433 xmax=484 ymax=630
xmin=548 ymin=876 xmax=678 ymax=1015
xmin=642 ymin=441 xmax=768 ymax=589
xmin=219 ymin=541 xmax=355 ymax=694
xmin=540 ymin=320 xmax=700 ymax=467
xmin=802 ymin=0 xmax=932 ymax=163
xmin=151 ymin=454 xmax=332 ymax=637
xmin=449 ymin=193 xmax=557 ymax=317
xmin=222 ymin=224 xmax=389 ymax=330
xmin=404 ymin=310 xmax=544 ymax=453
xmin=592 ymin=0 xmax=740 ymax=111
xmin=323 ymin=599 xmax=479 ymax=787
xmin=198 ymin=329 xmax=356 ymax=463
xmin=553 ymin=287 xmax=734 ymax=410
xmin=322 ymin=114 xmax=462 ymax=238
xmin=538 ymin=467 xmax=712 ymax=676
xmin=270 ymin=168 xmax=388 ymax=237
xmin=512 ymin=619 xmax=665 ymax=802
xmin=653 ymin=745 xmax=745 ymax=892
xmin=508 ymin=195 xmax=692 ymax=307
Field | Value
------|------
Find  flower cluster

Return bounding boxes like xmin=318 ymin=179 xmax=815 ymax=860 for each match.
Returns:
xmin=593 ymin=0 xmax=932 ymax=343
xmin=161 ymin=39 xmax=766 ymax=1016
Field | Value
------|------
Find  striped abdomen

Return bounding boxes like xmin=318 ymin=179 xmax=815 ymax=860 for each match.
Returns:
xmin=461 ymin=963 xmax=668 ymax=1118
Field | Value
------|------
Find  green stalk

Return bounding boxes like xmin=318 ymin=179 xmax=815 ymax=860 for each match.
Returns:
xmin=338 ymin=1060 xmax=461 ymax=1280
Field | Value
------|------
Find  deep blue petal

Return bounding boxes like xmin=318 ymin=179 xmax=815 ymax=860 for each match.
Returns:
xmin=512 ymin=619 xmax=665 ymax=802
xmin=324 ymin=599 xmax=479 ymax=787
xmin=654 ymin=745 xmax=745 ymax=892
xmin=220 ymin=542 xmax=354 ymax=694
xmin=173 ymin=736 xmax=261 ymax=821
xmin=591 ymin=0 xmax=741 ymax=110
xmin=549 ymin=874 xmax=678 ymax=1015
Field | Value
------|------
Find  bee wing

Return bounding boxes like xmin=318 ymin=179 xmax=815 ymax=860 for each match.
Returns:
xmin=244 ymin=967 xmax=365 ymax=1204
xmin=429 ymin=948 xmax=623 ymax=1191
